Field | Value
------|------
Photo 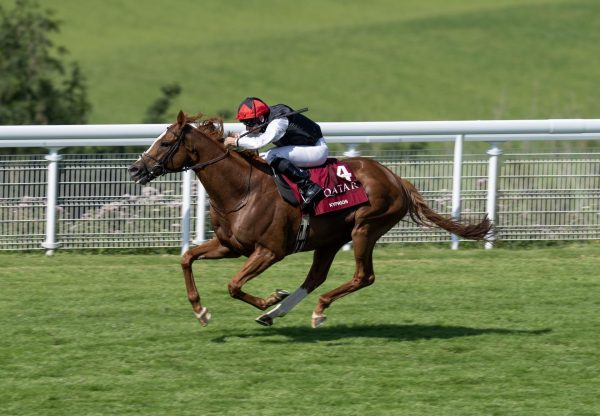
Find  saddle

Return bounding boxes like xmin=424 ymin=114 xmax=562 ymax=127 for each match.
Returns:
xmin=273 ymin=172 xmax=300 ymax=207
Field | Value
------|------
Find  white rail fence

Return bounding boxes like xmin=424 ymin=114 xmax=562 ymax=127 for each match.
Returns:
xmin=1 ymin=119 xmax=600 ymax=254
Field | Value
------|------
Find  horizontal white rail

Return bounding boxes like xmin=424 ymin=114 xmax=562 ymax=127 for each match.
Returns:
xmin=319 ymin=119 xmax=600 ymax=135
xmin=2 ymin=119 xmax=600 ymax=148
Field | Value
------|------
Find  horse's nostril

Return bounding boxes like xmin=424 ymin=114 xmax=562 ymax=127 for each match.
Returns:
xmin=128 ymin=165 xmax=139 ymax=174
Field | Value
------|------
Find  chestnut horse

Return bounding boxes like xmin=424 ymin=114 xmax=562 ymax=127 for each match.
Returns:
xmin=128 ymin=111 xmax=491 ymax=328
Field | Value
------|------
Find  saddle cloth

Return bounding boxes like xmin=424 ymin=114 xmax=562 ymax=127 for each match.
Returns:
xmin=279 ymin=158 xmax=368 ymax=215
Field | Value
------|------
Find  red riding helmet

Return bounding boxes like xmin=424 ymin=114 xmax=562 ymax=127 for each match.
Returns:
xmin=236 ymin=97 xmax=270 ymax=121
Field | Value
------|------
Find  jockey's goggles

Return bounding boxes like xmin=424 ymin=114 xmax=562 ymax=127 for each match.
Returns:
xmin=241 ymin=118 xmax=260 ymax=128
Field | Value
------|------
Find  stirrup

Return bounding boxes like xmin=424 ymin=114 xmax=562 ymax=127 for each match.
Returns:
xmin=300 ymin=185 xmax=324 ymax=210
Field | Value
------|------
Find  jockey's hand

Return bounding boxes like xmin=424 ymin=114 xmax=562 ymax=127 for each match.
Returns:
xmin=224 ymin=135 xmax=239 ymax=148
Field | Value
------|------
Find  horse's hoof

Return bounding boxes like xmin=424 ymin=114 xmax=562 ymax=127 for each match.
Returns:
xmin=265 ymin=289 xmax=290 ymax=307
xmin=195 ymin=307 xmax=212 ymax=327
xmin=311 ymin=313 xmax=327 ymax=328
xmin=255 ymin=314 xmax=273 ymax=326
xmin=274 ymin=289 xmax=290 ymax=301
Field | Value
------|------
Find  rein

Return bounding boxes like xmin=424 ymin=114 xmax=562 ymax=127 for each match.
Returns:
xmin=187 ymin=148 xmax=230 ymax=171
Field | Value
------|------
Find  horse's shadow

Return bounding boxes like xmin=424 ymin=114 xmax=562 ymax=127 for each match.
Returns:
xmin=211 ymin=324 xmax=552 ymax=344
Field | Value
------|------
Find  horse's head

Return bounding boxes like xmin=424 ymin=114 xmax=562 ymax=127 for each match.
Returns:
xmin=128 ymin=111 xmax=224 ymax=184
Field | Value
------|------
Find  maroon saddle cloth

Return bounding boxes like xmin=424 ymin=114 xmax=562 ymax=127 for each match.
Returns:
xmin=279 ymin=158 xmax=369 ymax=215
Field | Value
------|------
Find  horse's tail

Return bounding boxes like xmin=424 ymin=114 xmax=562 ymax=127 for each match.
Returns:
xmin=398 ymin=178 xmax=492 ymax=241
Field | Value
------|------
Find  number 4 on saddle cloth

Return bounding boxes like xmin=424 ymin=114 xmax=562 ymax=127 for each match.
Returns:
xmin=274 ymin=158 xmax=369 ymax=215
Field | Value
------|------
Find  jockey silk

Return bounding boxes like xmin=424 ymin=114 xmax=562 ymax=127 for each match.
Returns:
xmin=268 ymin=104 xmax=322 ymax=147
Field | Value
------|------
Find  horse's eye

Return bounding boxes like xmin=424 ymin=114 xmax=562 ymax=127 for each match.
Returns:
xmin=160 ymin=141 xmax=172 ymax=148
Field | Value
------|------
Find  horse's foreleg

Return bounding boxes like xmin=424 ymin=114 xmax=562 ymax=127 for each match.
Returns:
xmin=256 ymin=244 xmax=343 ymax=326
xmin=180 ymin=238 xmax=237 ymax=326
xmin=312 ymin=228 xmax=376 ymax=328
xmin=227 ymin=245 xmax=281 ymax=311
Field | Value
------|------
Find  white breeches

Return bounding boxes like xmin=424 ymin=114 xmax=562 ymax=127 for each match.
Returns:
xmin=263 ymin=138 xmax=328 ymax=168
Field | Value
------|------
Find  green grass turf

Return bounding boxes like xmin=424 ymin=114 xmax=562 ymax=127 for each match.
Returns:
xmin=2 ymin=0 xmax=598 ymax=124
xmin=1 ymin=244 xmax=599 ymax=415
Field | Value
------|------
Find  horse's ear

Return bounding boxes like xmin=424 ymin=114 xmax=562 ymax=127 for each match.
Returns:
xmin=177 ymin=110 xmax=186 ymax=125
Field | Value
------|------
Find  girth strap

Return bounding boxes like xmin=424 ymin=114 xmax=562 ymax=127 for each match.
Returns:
xmin=293 ymin=214 xmax=310 ymax=253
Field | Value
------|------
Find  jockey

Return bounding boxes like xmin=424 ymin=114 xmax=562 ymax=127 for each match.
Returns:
xmin=224 ymin=97 xmax=328 ymax=209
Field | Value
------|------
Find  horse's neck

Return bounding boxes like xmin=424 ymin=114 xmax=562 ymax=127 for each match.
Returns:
xmin=194 ymin=151 xmax=258 ymax=211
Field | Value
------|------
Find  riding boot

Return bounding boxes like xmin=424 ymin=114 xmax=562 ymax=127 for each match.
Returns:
xmin=271 ymin=158 xmax=324 ymax=209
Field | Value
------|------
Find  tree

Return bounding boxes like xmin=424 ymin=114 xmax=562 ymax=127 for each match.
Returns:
xmin=0 ymin=0 xmax=91 ymax=125
xmin=143 ymin=83 xmax=182 ymax=123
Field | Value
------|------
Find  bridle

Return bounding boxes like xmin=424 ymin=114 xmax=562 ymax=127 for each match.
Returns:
xmin=140 ymin=124 xmax=230 ymax=181
xmin=140 ymin=123 xmax=250 ymax=213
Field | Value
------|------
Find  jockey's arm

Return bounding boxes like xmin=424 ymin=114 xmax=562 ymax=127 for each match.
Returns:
xmin=236 ymin=118 xmax=289 ymax=150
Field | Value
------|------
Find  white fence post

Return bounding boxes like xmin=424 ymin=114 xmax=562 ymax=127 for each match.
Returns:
xmin=451 ymin=134 xmax=464 ymax=250
xmin=193 ymin=181 xmax=207 ymax=245
xmin=42 ymin=148 xmax=62 ymax=255
xmin=342 ymin=144 xmax=360 ymax=251
xmin=181 ymin=169 xmax=193 ymax=255
xmin=485 ymin=142 xmax=503 ymax=249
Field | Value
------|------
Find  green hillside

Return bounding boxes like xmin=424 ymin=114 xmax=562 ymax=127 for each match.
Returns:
xmin=4 ymin=0 xmax=600 ymax=124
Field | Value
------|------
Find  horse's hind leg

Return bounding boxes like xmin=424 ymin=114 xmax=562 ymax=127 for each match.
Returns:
xmin=181 ymin=238 xmax=238 ymax=326
xmin=312 ymin=227 xmax=377 ymax=328
xmin=256 ymin=243 xmax=343 ymax=326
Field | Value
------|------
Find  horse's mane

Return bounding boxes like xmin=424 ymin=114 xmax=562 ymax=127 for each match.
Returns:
xmin=186 ymin=113 xmax=224 ymax=141
xmin=186 ymin=112 xmax=272 ymax=175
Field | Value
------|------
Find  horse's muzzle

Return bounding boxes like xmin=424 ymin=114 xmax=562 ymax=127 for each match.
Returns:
xmin=128 ymin=162 xmax=152 ymax=185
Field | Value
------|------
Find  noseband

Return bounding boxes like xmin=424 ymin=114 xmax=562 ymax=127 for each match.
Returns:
xmin=140 ymin=124 xmax=229 ymax=181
